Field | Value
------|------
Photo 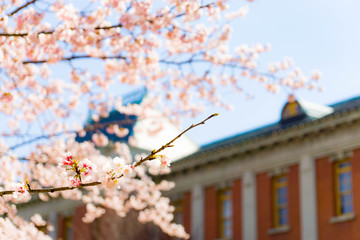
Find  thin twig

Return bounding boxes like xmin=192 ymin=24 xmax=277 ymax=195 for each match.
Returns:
xmin=0 ymin=2 xmax=213 ymax=37
xmin=134 ymin=113 xmax=218 ymax=167
xmin=23 ymin=54 xmax=127 ymax=64
xmin=0 ymin=181 xmax=101 ymax=196
xmin=0 ymin=0 xmax=38 ymax=21
xmin=9 ymin=118 xmax=136 ymax=150
xmin=0 ymin=23 xmax=123 ymax=37
xmin=21 ymin=55 xmax=276 ymax=80
xmin=0 ymin=113 xmax=218 ymax=197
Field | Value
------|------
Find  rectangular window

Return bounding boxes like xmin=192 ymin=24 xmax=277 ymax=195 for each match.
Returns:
xmin=334 ymin=158 xmax=353 ymax=216
xmin=172 ymin=199 xmax=183 ymax=225
xmin=62 ymin=215 xmax=73 ymax=240
xmin=172 ymin=199 xmax=184 ymax=240
xmin=218 ymin=188 xmax=232 ymax=239
xmin=272 ymin=175 xmax=288 ymax=228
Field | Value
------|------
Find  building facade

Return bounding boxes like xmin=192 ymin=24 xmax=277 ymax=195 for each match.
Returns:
xmin=17 ymin=95 xmax=360 ymax=240
xmin=165 ymin=95 xmax=360 ymax=240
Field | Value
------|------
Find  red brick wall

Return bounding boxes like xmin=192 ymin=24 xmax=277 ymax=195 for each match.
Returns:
xmin=287 ymin=165 xmax=300 ymax=240
xmin=68 ymin=205 xmax=156 ymax=240
xmin=256 ymin=165 xmax=300 ymax=240
xmin=316 ymin=149 xmax=360 ymax=240
xmin=232 ymin=179 xmax=242 ymax=240
xmin=205 ymin=186 xmax=218 ymax=240
xmin=56 ymin=206 xmax=93 ymax=240
xmin=256 ymin=172 xmax=273 ymax=240
xmin=57 ymin=214 xmax=64 ymax=240
xmin=183 ymin=192 xmax=192 ymax=236
xmin=73 ymin=205 xmax=93 ymax=240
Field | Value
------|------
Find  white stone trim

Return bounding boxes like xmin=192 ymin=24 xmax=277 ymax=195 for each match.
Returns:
xmin=47 ymin=212 xmax=58 ymax=239
xmin=330 ymin=213 xmax=355 ymax=224
xmin=172 ymin=110 xmax=360 ymax=174
xmin=300 ymin=154 xmax=318 ymax=240
xmin=267 ymin=166 xmax=289 ymax=177
xmin=215 ymin=180 xmax=233 ymax=190
xmin=242 ymin=171 xmax=257 ymax=240
xmin=167 ymin=123 xmax=360 ymax=196
xmin=18 ymin=198 xmax=81 ymax=220
xmin=329 ymin=150 xmax=353 ymax=162
xmin=191 ymin=184 xmax=204 ymax=240
xmin=268 ymin=225 xmax=290 ymax=235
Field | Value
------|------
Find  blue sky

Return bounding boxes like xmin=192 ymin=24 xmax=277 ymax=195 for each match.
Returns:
xmin=3 ymin=0 xmax=360 ymax=153
xmin=185 ymin=0 xmax=360 ymax=145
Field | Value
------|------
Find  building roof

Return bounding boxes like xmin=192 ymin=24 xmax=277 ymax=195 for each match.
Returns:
xmin=75 ymin=87 xmax=147 ymax=143
xmin=175 ymin=95 xmax=360 ymax=164
xmin=75 ymin=86 xmax=199 ymax=160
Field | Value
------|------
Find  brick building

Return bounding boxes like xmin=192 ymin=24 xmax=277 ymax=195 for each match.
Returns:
xmin=18 ymin=94 xmax=360 ymax=240
xmin=164 ymin=95 xmax=360 ymax=240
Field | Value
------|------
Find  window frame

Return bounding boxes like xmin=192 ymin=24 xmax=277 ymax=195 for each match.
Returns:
xmin=62 ymin=215 xmax=73 ymax=240
xmin=334 ymin=158 xmax=353 ymax=216
xmin=218 ymin=188 xmax=232 ymax=239
xmin=272 ymin=174 xmax=288 ymax=229
xmin=172 ymin=198 xmax=184 ymax=226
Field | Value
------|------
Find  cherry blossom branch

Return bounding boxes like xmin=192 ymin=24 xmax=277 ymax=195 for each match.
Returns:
xmin=134 ymin=113 xmax=218 ymax=167
xmin=0 ymin=23 xmax=124 ymax=37
xmin=9 ymin=118 xmax=136 ymax=150
xmin=0 ymin=181 xmax=101 ymax=197
xmin=0 ymin=0 xmax=38 ymax=22
xmin=0 ymin=113 xmax=218 ymax=197
xmin=7 ymin=0 xmax=38 ymax=17
xmin=21 ymin=54 xmax=279 ymax=82
xmin=21 ymin=54 xmax=203 ymax=65
xmin=22 ymin=54 xmax=127 ymax=64
xmin=21 ymin=53 xmax=203 ymax=65
xmin=9 ymin=131 xmax=70 ymax=150
xmin=83 ymin=118 xmax=135 ymax=131
xmin=20 ymin=55 xmax=241 ymax=68
xmin=0 ymin=2 xmax=213 ymax=37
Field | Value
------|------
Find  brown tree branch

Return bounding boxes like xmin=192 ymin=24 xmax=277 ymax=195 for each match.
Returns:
xmin=8 ymin=0 xmax=38 ymax=17
xmin=0 ymin=181 xmax=101 ymax=197
xmin=22 ymin=54 xmax=205 ymax=65
xmin=0 ymin=23 xmax=123 ymax=37
xmin=0 ymin=3 xmax=213 ymax=37
xmin=21 ymin=54 xmax=276 ymax=81
xmin=22 ymin=54 xmax=127 ymax=64
xmin=9 ymin=118 xmax=137 ymax=150
xmin=134 ymin=113 xmax=218 ymax=167
xmin=0 ymin=113 xmax=218 ymax=197
xmin=0 ymin=0 xmax=38 ymax=21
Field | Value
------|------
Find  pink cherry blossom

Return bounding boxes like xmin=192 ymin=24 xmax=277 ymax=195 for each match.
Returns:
xmin=0 ymin=0 xmax=322 ymax=238
xmin=92 ymin=133 xmax=109 ymax=147
xmin=122 ymin=164 xmax=134 ymax=177
xmin=160 ymin=155 xmax=171 ymax=169
xmin=30 ymin=214 xmax=46 ymax=227
xmin=12 ymin=183 xmax=29 ymax=200
xmin=79 ymin=158 xmax=96 ymax=176
xmin=60 ymin=152 xmax=75 ymax=166
xmin=68 ymin=176 xmax=81 ymax=187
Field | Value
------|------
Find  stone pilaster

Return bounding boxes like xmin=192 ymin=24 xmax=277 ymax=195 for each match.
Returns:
xmin=300 ymin=154 xmax=318 ymax=240
xmin=242 ymin=171 xmax=257 ymax=240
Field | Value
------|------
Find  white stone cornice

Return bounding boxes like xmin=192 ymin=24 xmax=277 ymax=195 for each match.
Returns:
xmin=300 ymin=154 xmax=318 ymax=240
xmin=166 ymin=113 xmax=360 ymax=194
xmin=18 ymin=198 xmax=80 ymax=219
xmin=329 ymin=150 xmax=353 ymax=162
xmin=171 ymin=109 xmax=360 ymax=174
xmin=191 ymin=184 xmax=204 ymax=240
xmin=242 ymin=171 xmax=257 ymax=240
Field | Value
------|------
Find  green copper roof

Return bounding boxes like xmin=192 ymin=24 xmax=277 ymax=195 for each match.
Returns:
xmin=192 ymin=95 xmax=360 ymax=157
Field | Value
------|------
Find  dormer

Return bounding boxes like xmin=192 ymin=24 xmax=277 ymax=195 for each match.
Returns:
xmin=280 ymin=94 xmax=333 ymax=125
